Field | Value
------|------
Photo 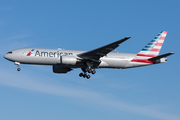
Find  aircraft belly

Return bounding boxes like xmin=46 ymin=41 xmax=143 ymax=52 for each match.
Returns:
xmin=100 ymin=58 xmax=130 ymax=68
xmin=124 ymin=62 xmax=152 ymax=68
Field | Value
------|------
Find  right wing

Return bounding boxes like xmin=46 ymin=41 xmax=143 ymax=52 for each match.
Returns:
xmin=78 ymin=37 xmax=131 ymax=61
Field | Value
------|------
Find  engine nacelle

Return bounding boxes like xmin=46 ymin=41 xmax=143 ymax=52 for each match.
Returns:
xmin=61 ymin=56 xmax=77 ymax=65
xmin=53 ymin=65 xmax=72 ymax=73
xmin=156 ymin=58 xmax=167 ymax=63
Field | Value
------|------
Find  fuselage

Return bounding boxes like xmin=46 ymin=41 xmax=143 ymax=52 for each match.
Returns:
xmin=4 ymin=48 xmax=159 ymax=69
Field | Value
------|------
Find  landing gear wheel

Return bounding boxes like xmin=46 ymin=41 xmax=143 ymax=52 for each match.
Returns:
xmin=84 ymin=68 xmax=88 ymax=72
xmin=86 ymin=75 xmax=91 ymax=79
xmin=17 ymin=68 xmax=21 ymax=71
xmin=79 ymin=73 xmax=83 ymax=77
xmin=83 ymin=74 xmax=87 ymax=78
xmin=88 ymin=69 xmax=92 ymax=73
xmin=92 ymin=70 xmax=96 ymax=74
xmin=81 ymin=68 xmax=88 ymax=73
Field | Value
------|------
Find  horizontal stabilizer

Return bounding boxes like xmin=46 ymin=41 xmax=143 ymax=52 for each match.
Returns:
xmin=148 ymin=52 xmax=175 ymax=61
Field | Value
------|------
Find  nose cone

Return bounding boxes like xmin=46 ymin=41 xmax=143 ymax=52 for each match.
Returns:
xmin=4 ymin=54 xmax=13 ymax=61
xmin=3 ymin=54 xmax=8 ymax=59
xmin=4 ymin=51 xmax=16 ymax=62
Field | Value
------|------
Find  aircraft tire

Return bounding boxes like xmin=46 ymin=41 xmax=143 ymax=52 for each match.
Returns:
xmin=17 ymin=68 xmax=21 ymax=71
xmin=86 ymin=75 xmax=91 ymax=79
xmin=92 ymin=70 xmax=96 ymax=74
xmin=83 ymin=74 xmax=87 ymax=78
xmin=88 ymin=69 xmax=92 ymax=73
xmin=84 ymin=68 xmax=88 ymax=72
xmin=79 ymin=73 xmax=83 ymax=77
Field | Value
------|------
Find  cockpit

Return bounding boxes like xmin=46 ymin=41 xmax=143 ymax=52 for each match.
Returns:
xmin=7 ymin=51 xmax=13 ymax=54
xmin=4 ymin=51 xmax=14 ymax=61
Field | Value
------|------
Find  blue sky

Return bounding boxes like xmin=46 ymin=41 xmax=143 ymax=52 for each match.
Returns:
xmin=0 ymin=0 xmax=180 ymax=120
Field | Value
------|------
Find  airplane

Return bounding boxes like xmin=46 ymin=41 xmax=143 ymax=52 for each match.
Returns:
xmin=4 ymin=31 xmax=174 ymax=79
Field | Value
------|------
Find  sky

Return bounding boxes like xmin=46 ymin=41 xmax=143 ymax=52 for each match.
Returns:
xmin=0 ymin=0 xmax=180 ymax=120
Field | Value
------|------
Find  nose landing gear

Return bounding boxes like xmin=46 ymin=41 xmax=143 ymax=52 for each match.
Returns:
xmin=15 ymin=62 xmax=21 ymax=71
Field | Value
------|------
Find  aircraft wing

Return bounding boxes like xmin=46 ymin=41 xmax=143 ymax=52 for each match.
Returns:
xmin=78 ymin=37 xmax=131 ymax=61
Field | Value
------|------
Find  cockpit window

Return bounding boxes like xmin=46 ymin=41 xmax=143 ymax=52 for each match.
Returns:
xmin=7 ymin=51 xmax=12 ymax=54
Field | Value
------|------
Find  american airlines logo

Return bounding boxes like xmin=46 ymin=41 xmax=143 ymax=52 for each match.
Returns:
xmin=27 ymin=49 xmax=35 ymax=56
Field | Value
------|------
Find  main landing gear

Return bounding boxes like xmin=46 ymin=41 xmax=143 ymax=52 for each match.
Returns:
xmin=79 ymin=68 xmax=96 ymax=79
xmin=15 ymin=62 xmax=21 ymax=71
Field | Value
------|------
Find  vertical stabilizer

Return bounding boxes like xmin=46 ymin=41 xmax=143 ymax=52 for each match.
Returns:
xmin=136 ymin=31 xmax=168 ymax=59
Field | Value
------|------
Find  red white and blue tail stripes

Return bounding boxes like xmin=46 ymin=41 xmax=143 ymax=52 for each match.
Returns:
xmin=136 ymin=31 xmax=167 ymax=59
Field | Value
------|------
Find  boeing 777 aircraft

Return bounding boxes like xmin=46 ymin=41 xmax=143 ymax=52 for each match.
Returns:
xmin=4 ymin=31 xmax=174 ymax=79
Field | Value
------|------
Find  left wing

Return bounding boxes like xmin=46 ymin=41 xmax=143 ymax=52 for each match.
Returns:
xmin=78 ymin=37 xmax=131 ymax=61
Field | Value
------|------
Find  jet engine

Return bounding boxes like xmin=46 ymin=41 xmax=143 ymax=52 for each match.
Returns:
xmin=53 ymin=65 xmax=72 ymax=73
xmin=61 ymin=56 xmax=77 ymax=65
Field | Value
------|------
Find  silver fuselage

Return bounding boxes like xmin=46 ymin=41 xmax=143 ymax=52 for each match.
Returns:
xmin=4 ymin=48 xmax=158 ymax=69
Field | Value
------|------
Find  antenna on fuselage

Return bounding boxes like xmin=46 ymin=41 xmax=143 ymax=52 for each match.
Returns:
xmin=57 ymin=48 xmax=62 ymax=50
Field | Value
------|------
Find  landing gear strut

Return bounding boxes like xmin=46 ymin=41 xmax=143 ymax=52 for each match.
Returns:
xmin=15 ymin=62 xmax=21 ymax=71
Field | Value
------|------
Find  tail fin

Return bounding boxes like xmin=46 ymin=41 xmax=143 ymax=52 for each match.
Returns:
xmin=136 ymin=31 xmax=168 ymax=59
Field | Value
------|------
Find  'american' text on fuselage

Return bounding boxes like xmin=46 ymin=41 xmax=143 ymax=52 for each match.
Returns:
xmin=35 ymin=50 xmax=73 ymax=57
